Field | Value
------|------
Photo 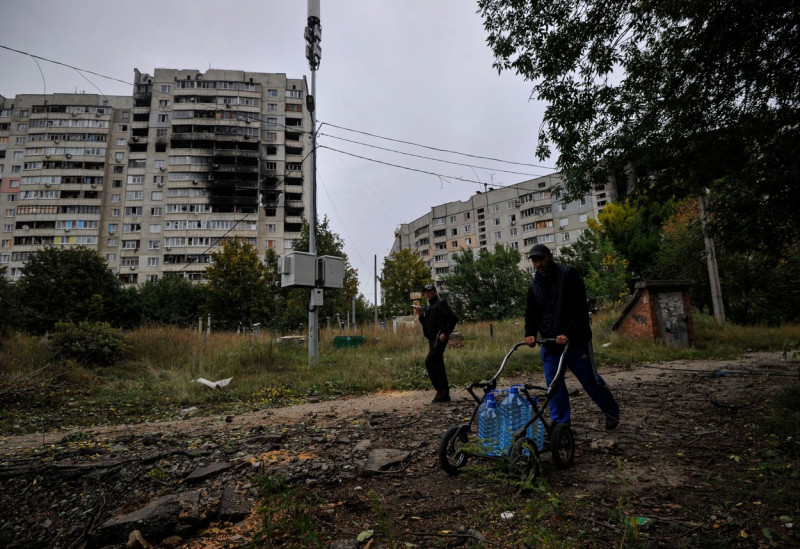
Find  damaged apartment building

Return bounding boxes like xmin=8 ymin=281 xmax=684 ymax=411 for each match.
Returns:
xmin=0 ymin=68 xmax=311 ymax=283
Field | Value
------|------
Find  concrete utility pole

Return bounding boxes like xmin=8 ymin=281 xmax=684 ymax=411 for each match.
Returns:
xmin=305 ymin=0 xmax=322 ymax=364
xmin=699 ymin=191 xmax=725 ymax=324
xmin=374 ymin=255 xmax=379 ymax=327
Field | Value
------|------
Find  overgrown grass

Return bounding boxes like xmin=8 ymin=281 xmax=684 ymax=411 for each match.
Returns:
xmin=1 ymin=311 xmax=799 ymax=434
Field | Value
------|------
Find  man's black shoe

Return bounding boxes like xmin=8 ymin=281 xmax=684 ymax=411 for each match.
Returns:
xmin=605 ymin=414 xmax=619 ymax=430
xmin=432 ymin=391 xmax=451 ymax=403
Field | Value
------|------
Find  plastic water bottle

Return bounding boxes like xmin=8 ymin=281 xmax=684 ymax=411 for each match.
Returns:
xmin=529 ymin=396 xmax=545 ymax=452
xmin=477 ymin=396 xmax=502 ymax=456
xmin=499 ymin=385 xmax=532 ymax=454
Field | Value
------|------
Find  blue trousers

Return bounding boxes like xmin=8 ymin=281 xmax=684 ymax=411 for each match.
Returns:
xmin=541 ymin=341 xmax=619 ymax=424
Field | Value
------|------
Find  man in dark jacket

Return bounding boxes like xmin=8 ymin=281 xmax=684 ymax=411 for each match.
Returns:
xmin=417 ymin=283 xmax=458 ymax=403
xmin=524 ymin=244 xmax=620 ymax=429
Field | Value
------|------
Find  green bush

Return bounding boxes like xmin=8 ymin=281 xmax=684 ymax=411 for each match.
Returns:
xmin=50 ymin=321 xmax=128 ymax=366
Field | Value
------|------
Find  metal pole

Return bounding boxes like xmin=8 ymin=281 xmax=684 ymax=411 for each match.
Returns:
xmin=306 ymin=0 xmax=321 ymax=365
xmin=374 ymin=254 xmax=379 ymax=327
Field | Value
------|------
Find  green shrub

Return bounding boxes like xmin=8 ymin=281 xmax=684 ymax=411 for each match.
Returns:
xmin=50 ymin=321 xmax=129 ymax=366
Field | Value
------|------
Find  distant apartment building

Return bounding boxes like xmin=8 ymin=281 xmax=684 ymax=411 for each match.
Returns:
xmin=391 ymin=173 xmax=614 ymax=283
xmin=0 ymin=68 xmax=311 ymax=283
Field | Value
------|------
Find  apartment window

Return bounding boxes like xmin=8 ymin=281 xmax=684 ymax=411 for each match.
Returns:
xmin=493 ymin=231 xmax=501 ymax=239
xmin=118 ymin=124 xmax=128 ymax=132
xmin=105 ymin=253 xmax=116 ymax=262
xmin=159 ymin=99 xmax=169 ymax=107
xmin=111 ymin=209 xmax=120 ymax=217
xmin=151 ymin=207 xmax=162 ymax=216
xmin=562 ymin=232 xmax=571 ymax=242
xmin=451 ymin=240 xmax=458 ymax=248
xmin=3 ymin=224 xmax=12 ymax=232
xmin=149 ymin=224 xmax=161 ymax=233
xmin=154 ymin=160 xmax=166 ymax=169
xmin=266 ymin=224 xmax=277 ymax=232
xmin=148 ymin=240 xmax=160 ymax=250
xmin=464 ymin=224 xmax=472 ymax=233
xmin=151 ymin=191 xmax=163 ymax=200
xmin=11 ymin=166 xmax=21 ymax=174
xmin=267 ymin=103 xmax=278 ymax=111
xmin=598 ymin=200 xmax=607 ymax=206
xmin=509 ymin=228 xmax=517 ymax=236
xmin=126 ymin=191 xmax=143 ymax=200
xmin=450 ymin=228 xmax=458 ymax=236
xmin=156 ymin=128 xmax=168 ymax=137
xmin=579 ymin=197 xmax=587 ymax=206
xmin=284 ymin=239 xmax=293 ymax=249
xmin=266 ymin=117 xmax=277 ymax=126
xmin=560 ymin=218 xmax=569 ymax=227
xmin=432 ymin=217 xmax=445 ymax=226
xmin=286 ymin=104 xmax=302 ymax=112
xmin=490 ymin=205 xmax=499 ymax=213
xmin=286 ymin=89 xmax=303 ymax=98
xmin=492 ymin=218 xmax=500 ymax=226
xmin=449 ymin=215 xmax=456 ymax=223
xmin=559 ymin=203 xmax=567 ymax=211
xmin=113 ymin=165 xmax=124 ymax=174
xmin=15 ymin=137 xmax=25 ymax=145
xmin=160 ymin=85 xmax=171 ymax=93
xmin=108 ymin=223 xmax=118 ymax=233
xmin=267 ymin=89 xmax=278 ymax=97
xmin=464 ymin=212 xmax=471 ymax=220
xmin=579 ymin=214 xmax=588 ymax=222
xmin=266 ymin=132 xmax=277 ymax=141
xmin=153 ymin=175 xmax=164 ymax=185
xmin=509 ymin=242 xmax=519 ymax=250
xmin=147 ymin=257 xmax=159 ymax=266
xmin=157 ymin=114 xmax=168 ymax=123
xmin=465 ymin=238 xmax=471 ymax=245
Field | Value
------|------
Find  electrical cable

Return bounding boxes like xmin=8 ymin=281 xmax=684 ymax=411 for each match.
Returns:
xmin=318 ymin=132 xmax=547 ymax=178
xmin=321 ymin=121 xmax=555 ymax=169
xmin=320 ymin=145 xmax=551 ymax=188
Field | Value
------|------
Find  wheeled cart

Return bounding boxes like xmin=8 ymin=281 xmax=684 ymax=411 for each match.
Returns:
xmin=438 ymin=340 xmax=576 ymax=479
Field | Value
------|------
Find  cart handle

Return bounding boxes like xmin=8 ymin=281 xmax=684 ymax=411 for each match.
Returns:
xmin=467 ymin=339 xmax=568 ymax=399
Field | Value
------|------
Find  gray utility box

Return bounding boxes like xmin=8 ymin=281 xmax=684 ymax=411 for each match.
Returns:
xmin=279 ymin=252 xmax=346 ymax=289
xmin=279 ymin=251 xmax=316 ymax=287
xmin=317 ymin=255 xmax=345 ymax=289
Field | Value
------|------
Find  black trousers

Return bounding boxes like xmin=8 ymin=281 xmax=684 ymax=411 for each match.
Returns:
xmin=425 ymin=337 xmax=450 ymax=393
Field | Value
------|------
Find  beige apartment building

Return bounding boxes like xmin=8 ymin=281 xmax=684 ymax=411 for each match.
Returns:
xmin=391 ymin=173 xmax=614 ymax=283
xmin=0 ymin=68 xmax=311 ymax=283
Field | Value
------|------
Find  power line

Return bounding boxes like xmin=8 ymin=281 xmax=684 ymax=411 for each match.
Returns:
xmin=321 ymin=121 xmax=555 ymax=170
xmin=319 ymin=145 xmax=550 ymax=188
xmin=318 ymin=132 xmax=547 ymax=178
xmin=0 ymin=44 xmax=133 ymax=86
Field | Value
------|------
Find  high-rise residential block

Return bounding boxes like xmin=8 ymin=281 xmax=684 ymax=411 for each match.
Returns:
xmin=0 ymin=68 xmax=311 ymax=283
xmin=391 ymin=173 xmax=614 ymax=283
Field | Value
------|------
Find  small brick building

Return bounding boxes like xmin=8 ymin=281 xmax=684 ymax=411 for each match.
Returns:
xmin=612 ymin=281 xmax=695 ymax=347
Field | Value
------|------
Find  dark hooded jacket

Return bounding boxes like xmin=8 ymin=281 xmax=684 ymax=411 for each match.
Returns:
xmin=524 ymin=262 xmax=592 ymax=346
xmin=419 ymin=294 xmax=458 ymax=341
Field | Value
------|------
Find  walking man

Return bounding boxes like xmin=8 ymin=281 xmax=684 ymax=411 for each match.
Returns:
xmin=417 ymin=283 xmax=458 ymax=403
xmin=524 ymin=244 xmax=620 ymax=429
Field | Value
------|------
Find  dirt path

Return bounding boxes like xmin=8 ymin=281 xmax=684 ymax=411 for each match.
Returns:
xmin=1 ymin=352 xmax=798 ymax=548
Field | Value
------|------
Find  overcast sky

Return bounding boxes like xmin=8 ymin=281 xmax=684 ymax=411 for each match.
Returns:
xmin=0 ymin=0 xmax=556 ymax=303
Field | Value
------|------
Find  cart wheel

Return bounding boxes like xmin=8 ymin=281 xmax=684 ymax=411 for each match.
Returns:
xmin=438 ymin=425 xmax=469 ymax=476
xmin=550 ymin=422 xmax=575 ymax=469
xmin=508 ymin=437 xmax=541 ymax=481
